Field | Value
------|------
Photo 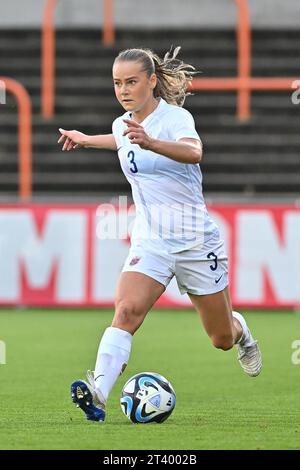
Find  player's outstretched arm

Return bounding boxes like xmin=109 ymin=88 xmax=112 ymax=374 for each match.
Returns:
xmin=58 ymin=128 xmax=117 ymax=151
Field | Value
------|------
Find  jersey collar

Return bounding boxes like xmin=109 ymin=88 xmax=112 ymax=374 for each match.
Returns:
xmin=128 ymin=98 xmax=166 ymax=126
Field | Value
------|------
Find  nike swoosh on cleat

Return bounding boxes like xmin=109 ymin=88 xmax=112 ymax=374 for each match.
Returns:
xmin=215 ymin=274 xmax=224 ymax=284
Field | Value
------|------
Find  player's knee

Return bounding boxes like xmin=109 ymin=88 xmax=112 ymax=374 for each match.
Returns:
xmin=211 ymin=334 xmax=234 ymax=351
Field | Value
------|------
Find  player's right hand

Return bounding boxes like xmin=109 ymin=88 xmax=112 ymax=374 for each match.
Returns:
xmin=58 ymin=128 xmax=87 ymax=151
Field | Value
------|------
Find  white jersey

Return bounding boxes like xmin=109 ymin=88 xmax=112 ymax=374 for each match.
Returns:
xmin=112 ymin=98 xmax=219 ymax=253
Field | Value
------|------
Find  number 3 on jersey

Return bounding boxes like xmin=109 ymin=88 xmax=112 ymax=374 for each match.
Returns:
xmin=127 ymin=151 xmax=138 ymax=174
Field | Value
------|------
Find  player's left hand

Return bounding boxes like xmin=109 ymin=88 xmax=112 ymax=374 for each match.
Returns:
xmin=123 ymin=119 xmax=153 ymax=150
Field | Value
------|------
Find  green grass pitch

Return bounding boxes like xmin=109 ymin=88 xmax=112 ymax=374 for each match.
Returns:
xmin=0 ymin=308 xmax=299 ymax=450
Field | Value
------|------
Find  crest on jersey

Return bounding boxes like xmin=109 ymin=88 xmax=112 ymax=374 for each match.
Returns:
xmin=129 ymin=256 xmax=141 ymax=266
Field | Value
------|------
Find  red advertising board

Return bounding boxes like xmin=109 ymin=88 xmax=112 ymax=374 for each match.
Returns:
xmin=0 ymin=204 xmax=298 ymax=308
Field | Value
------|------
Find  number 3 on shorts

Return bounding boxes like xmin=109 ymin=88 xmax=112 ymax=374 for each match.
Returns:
xmin=207 ymin=252 xmax=218 ymax=271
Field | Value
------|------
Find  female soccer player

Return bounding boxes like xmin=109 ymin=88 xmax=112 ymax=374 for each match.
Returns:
xmin=58 ymin=47 xmax=262 ymax=422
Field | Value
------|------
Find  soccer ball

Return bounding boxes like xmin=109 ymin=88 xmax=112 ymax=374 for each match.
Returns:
xmin=120 ymin=372 xmax=176 ymax=423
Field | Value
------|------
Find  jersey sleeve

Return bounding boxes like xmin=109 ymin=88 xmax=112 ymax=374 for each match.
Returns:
xmin=112 ymin=117 xmax=123 ymax=149
xmin=167 ymin=107 xmax=201 ymax=142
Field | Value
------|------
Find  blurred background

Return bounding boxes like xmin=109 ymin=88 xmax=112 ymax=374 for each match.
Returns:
xmin=0 ymin=0 xmax=299 ymax=309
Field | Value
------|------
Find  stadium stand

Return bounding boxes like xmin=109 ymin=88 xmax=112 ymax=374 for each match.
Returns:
xmin=0 ymin=28 xmax=300 ymax=198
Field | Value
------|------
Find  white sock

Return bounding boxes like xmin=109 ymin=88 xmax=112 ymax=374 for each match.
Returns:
xmin=232 ymin=311 xmax=254 ymax=347
xmin=94 ymin=327 xmax=132 ymax=402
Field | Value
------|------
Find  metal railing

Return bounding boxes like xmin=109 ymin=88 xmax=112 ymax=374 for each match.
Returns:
xmin=191 ymin=0 xmax=299 ymax=120
xmin=0 ymin=78 xmax=32 ymax=200
xmin=42 ymin=0 xmax=300 ymax=121
xmin=42 ymin=0 xmax=114 ymax=118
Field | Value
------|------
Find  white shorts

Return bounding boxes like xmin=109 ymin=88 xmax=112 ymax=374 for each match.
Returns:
xmin=122 ymin=235 xmax=228 ymax=296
